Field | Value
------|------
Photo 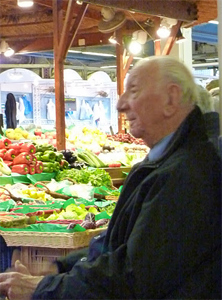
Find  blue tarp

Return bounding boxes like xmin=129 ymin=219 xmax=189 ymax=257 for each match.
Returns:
xmin=192 ymin=23 xmax=218 ymax=44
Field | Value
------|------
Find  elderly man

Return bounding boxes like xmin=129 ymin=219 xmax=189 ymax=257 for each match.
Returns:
xmin=0 ymin=56 xmax=221 ymax=300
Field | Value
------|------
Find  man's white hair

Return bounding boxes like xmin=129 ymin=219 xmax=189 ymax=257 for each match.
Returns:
xmin=134 ymin=56 xmax=198 ymax=105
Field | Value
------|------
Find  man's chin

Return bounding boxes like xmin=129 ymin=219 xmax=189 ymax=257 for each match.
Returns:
xmin=129 ymin=129 xmax=142 ymax=139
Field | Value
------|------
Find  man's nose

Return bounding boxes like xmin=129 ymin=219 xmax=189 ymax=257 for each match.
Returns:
xmin=116 ymin=92 xmax=127 ymax=112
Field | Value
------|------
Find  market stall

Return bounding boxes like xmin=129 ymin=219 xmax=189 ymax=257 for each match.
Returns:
xmin=0 ymin=125 xmax=148 ymax=273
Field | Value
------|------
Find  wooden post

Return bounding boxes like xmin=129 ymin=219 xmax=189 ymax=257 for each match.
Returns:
xmin=116 ymin=28 xmax=125 ymax=133
xmin=52 ymin=0 xmax=88 ymax=150
xmin=53 ymin=0 xmax=66 ymax=150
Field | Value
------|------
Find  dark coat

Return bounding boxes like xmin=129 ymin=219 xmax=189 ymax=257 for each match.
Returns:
xmin=204 ymin=111 xmax=220 ymax=151
xmin=5 ymin=93 xmax=17 ymax=129
xmin=32 ymin=106 xmax=221 ymax=300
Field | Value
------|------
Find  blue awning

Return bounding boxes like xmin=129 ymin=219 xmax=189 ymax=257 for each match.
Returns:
xmin=192 ymin=23 xmax=218 ymax=44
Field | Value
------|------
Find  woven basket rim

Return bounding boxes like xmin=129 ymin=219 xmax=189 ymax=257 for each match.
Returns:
xmin=0 ymin=227 xmax=106 ymax=248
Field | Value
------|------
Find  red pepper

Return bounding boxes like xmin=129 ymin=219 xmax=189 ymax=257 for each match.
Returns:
xmin=8 ymin=143 xmax=22 ymax=156
xmin=13 ymin=152 xmax=31 ymax=165
xmin=0 ymin=153 xmax=4 ymax=159
xmin=11 ymin=164 xmax=29 ymax=175
xmin=20 ymin=143 xmax=36 ymax=155
xmin=30 ymin=154 xmax=37 ymax=165
xmin=29 ymin=164 xmax=36 ymax=175
xmin=108 ymin=163 xmax=121 ymax=168
xmin=4 ymin=149 xmax=16 ymax=161
xmin=4 ymin=160 xmax=13 ymax=167
xmin=0 ymin=138 xmax=11 ymax=149
xmin=35 ymin=161 xmax=43 ymax=174
xmin=0 ymin=149 xmax=7 ymax=155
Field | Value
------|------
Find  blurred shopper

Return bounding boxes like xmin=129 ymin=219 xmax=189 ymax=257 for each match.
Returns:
xmin=196 ymin=85 xmax=220 ymax=151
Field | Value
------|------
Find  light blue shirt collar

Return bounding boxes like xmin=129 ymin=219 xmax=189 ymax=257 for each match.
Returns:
xmin=148 ymin=132 xmax=174 ymax=161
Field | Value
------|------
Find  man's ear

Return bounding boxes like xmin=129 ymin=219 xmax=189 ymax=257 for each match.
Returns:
xmin=163 ymin=83 xmax=181 ymax=117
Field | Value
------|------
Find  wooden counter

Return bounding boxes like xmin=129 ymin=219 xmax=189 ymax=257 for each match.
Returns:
xmin=103 ymin=166 xmax=131 ymax=187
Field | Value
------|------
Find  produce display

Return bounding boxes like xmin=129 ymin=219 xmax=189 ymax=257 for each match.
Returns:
xmin=0 ymin=125 xmax=136 ymax=247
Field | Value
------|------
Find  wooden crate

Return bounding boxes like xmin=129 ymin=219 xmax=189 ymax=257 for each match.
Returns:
xmin=103 ymin=167 xmax=131 ymax=187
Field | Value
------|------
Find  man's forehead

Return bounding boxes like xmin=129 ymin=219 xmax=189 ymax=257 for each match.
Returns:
xmin=128 ymin=68 xmax=156 ymax=85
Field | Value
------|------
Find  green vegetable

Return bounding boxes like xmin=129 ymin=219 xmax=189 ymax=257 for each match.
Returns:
xmin=35 ymin=152 xmax=42 ymax=161
xmin=53 ymin=161 xmax=60 ymax=172
xmin=60 ymin=159 xmax=69 ymax=170
xmin=55 ymin=168 xmax=112 ymax=188
xmin=42 ymin=162 xmax=54 ymax=173
xmin=77 ymin=150 xmax=107 ymax=168
xmin=55 ymin=152 xmax=63 ymax=162
xmin=0 ymin=157 xmax=11 ymax=175
xmin=41 ymin=151 xmax=56 ymax=162
xmin=36 ymin=144 xmax=54 ymax=153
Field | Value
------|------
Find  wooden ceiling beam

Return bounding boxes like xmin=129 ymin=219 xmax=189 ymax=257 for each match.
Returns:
xmin=64 ymin=3 xmax=89 ymax=58
xmin=161 ymin=20 xmax=182 ymax=55
xmin=16 ymin=32 xmax=111 ymax=53
xmin=35 ymin=0 xmax=101 ymax=20
xmin=81 ymin=0 xmax=197 ymax=22
xmin=58 ymin=0 xmax=77 ymax=60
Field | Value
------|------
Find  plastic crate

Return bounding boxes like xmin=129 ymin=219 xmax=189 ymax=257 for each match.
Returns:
xmin=20 ymin=246 xmax=74 ymax=275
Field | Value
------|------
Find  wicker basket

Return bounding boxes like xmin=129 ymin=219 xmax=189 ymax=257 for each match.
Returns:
xmin=0 ymin=227 xmax=106 ymax=249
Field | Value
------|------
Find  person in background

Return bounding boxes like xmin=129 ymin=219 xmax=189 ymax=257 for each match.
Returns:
xmin=196 ymin=85 xmax=220 ymax=151
xmin=206 ymin=79 xmax=220 ymax=114
xmin=0 ymin=56 xmax=221 ymax=300
xmin=5 ymin=93 xmax=17 ymax=129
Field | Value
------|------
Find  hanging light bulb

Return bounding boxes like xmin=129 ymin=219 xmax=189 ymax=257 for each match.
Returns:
xmin=0 ymin=40 xmax=15 ymax=57
xmin=4 ymin=48 xmax=15 ymax=57
xmin=157 ymin=26 xmax=170 ymax=38
xmin=17 ymin=0 xmax=34 ymax=8
xmin=157 ymin=17 xmax=177 ymax=39
xmin=129 ymin=41 xmax=142 ymax=55
xmin=128 ymin=30 xmax=147 ymax=55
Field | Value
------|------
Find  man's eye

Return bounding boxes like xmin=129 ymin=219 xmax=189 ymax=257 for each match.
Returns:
xmin=131 ymin=89 xmax=137 ymax=94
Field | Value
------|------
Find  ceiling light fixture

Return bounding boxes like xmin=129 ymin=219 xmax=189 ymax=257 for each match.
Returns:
xmin=157 ymin=18 xmax=177 ymax=39
xmin=0 ymin=40 xmax=15 ymax=57
xmin=129 ymin=30 xmax=147 ymax=55
xmin=109 ymin=32 xmax=119 ymax=45
xmin=4 ymin=48 xmax=15 ymax=57
xmin=76 ymin=0 xmax=83 ymax=5
xmin=17 ymin=0 xmax=34 ymax=8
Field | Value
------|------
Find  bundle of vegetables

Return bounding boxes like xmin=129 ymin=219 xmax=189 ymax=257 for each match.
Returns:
xmin=55 ymin=167 xmax=113 ymax=188
xmin=60 ymin=149 xmax=86 ymax=169
xmin=35 ymin=143 xmax=68 ymax=172
xmin=11 ymin=152 xmax=43 ymax=175
xmin=76 ymin=149 xmax=107 ymax=168
xmin=37 ymin=203 xmax=113 ymax=229
xmin=0 ymin=140 xmax=43 ymax=175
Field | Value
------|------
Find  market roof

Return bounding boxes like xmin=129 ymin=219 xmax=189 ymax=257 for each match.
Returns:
xmin=0 ymin=0 xmax=218 ymax=57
